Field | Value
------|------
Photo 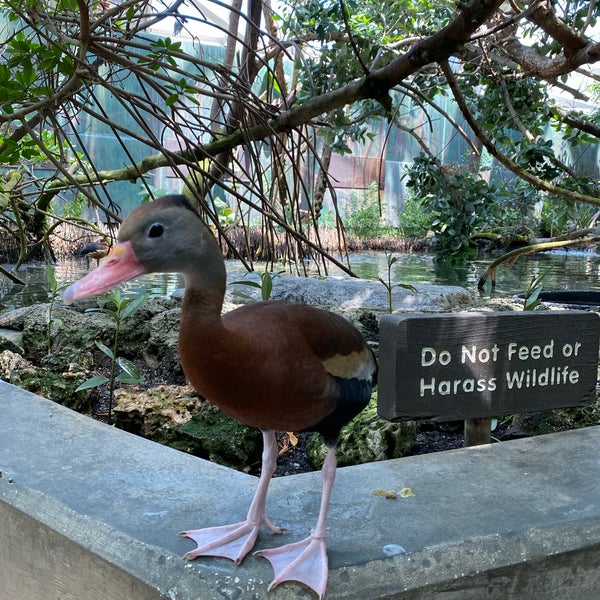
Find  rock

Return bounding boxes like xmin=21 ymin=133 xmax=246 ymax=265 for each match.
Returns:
xmin=306 ymin=398 xmax=417 ymax=468
xmin=113 ymin=384 xmax=203 ymax=437
xmin=0 ymin=275 xmax=474 ymax=473
xmin=509 ymin=409 xmax=576 ymax=437
xmin=0 ymin=349 xmax=34 ymax=377
xmin=2 ymin=348 xmax=92 ymax=412
xmin=0 ymin=329 xmax=23 ymax=354
xmin=220 ymin=274 xmax=471 ymax=314
xmin=116 ymin=298 xmax=181 ymax=361
xmin=0 ymin=306 xmax=32 ymax=329
xmin=136 ymin=308 xmax=183 ymax=381
xmin=5 ymin=304 xmax=116 ymax=361
xmin=113 ymin=384 xmax=262 ymax=470
xmin=40 ymin=348 xmax=94 ymax=373
xmin=178 ymin=404 xmax=262 ymax=470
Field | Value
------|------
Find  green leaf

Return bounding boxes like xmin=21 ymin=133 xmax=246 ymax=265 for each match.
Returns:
xmin=231 ymin=280 xmax=262 ymax=290
xmin=116 ymin=356 xmax=143 ymax=380
xmin=260 ymin=272 xmax=273 ymax=300
xmin=45 ymin=264 xmax=57 ymax=290
xmin=120 ymin=294 xmax=149 ymax=320
xmin=165 ymin=93 xmax=179 ymax=106
xmin=397 ymin=283 xmax=418 ymax=293
xmin=116 ymin=372 xmax=145 ymax=385
xmin=95 ymin=340 xmax=114 ymax=360
xmin=56 ymin=0 xmax=79 ymax=9
xmin=75 ymin=376 xmax=109 ymax=392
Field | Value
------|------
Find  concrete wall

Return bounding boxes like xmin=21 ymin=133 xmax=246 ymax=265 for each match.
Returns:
xmin=2 ymin=380 xmax=600 ymax=599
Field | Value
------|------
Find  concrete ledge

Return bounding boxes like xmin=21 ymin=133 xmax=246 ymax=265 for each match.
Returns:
xmin=2 ymin=379 xmax=600 ymax=599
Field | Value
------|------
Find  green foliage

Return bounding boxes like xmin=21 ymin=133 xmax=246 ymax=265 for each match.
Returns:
xmin=232 ymin=269 xmax=281 ymax=301
xmin=143 ymin=37 xmax=182 ymax=71
xmin=540 ymin=198 xmax=596 ymax=236
xmin=56 ymin=194 xmax=87 ymax=219
xmin=467 ymin=76 xmax=549 ymax=143
xmin=1 ymin=0 xmax=600 ymax=272
xmin=75 ymin=289 xmax=149 ymax=422
xmin=281 ymin=0 xmax=454 ymax=152
xmin=138 ymin=183 xmax=168 ymax=204
xmin=213 ymin=198 xmax=236 ymax=228
xmin=473 ymin=179 xmax=541 ymax=247
xmin=514 ymin=139 xmax=562 ymax=181
xmin=522 ymin=271 xmax=547 ymax=311
xmin=405 ymin=155 xmax=498 ymax=261
xmin=397 ymin=196 xmax=431 ymax=238
xmin=345 ymin=182 xmax=384 ymax=239
xmin=164 ymin=76 xmax=201 ymax=107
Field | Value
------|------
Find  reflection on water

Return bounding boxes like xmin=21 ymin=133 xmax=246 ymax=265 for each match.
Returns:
xmin=0 ymin=260 xmax=184 ymax=312
xmin=343 ymin=250 xmax=600 ymax=296
xmin=1 ymin=249 xmax=599 ymax=311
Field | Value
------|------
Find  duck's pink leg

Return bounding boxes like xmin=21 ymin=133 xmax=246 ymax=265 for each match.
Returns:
xmin=256 ymin=445 xmax=336 ymax=599
xmin=181 ymin=429 xmax=282 ymax=564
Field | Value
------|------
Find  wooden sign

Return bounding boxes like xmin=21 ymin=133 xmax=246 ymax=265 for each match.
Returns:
xmin=378 ymin=311 xmax=600 ymax=422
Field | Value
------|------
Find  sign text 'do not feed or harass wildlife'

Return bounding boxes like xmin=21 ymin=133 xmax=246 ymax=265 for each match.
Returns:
xmin=378 ymin=311 xmax=600 ymax=423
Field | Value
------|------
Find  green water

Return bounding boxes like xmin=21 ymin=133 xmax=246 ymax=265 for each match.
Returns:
xmin=1 ymin=249 xmax=598 ymax=311
xmin=343 ymin=250 xmax=600 ymax=296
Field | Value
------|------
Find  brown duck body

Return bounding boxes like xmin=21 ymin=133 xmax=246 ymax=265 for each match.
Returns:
xmin=180 ymin=296 xmax=374 ymax=435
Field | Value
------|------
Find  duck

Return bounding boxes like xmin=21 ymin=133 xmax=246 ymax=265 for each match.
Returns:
xmin=63 ymin=194 xmax=377 ymax=599
xmin=79 ymin=240 xmax=110 ymax=267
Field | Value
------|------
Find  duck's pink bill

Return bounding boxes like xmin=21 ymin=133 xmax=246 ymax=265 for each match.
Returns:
xmin=63 ymin=241 xmax=146 ymax=304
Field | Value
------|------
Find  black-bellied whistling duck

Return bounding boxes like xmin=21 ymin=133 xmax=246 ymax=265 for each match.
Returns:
xmin=63 ymin=195 xmax=376 ymax=599
xmin=80 ymin=240 xmax=110 ymax=267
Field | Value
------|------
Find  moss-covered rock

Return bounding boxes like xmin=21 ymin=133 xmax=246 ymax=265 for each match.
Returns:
xmin=569 ymin=399 xmax=600 ymax=428
xmin=178 ymin=404 xmax=262 ymax=470
xmin=8 ymin=304 xmax=116 ymax=361
xmin=40 ymin=347 xmax=94 ymax=373
xmin=4 ymin=352 xmax=92 ymax=412
xmin=510 ymin=401 xmax=600 ymax=437
xmin=112 ymin=385 xmax=262 ymax=470
xmin=306 ymin=396 xmax=416 ymax=468
xmin=116 ymin=298 xmax=180 ymax=361
xmin=136 ymin=308 xmax=184 ymax=382
xmin=0 ymin=331 xmax=23 ymax=354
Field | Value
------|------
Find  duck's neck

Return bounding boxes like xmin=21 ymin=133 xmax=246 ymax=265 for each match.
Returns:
xmin=179 ymin=259 xmax=239 ymax=404
xmin=180 ymin=227 xmax=227 ymax=316
xmin=181 ymin=259 xmax=227 ymax=319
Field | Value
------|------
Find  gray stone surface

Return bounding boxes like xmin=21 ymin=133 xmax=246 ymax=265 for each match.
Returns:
xmin=2 ymin=380 xmax=600 ymax=599
xmin=221 ymin=274 xmax=472 ymax=313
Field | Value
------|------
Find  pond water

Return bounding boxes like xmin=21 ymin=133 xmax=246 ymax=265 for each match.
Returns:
xmin=0 ymin=249 xmax=599 ymax=312
xmin=345 ymin=249 xmax=600 ymax=296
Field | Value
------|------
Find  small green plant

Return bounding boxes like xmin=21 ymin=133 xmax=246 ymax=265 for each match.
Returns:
xmin=522 ymin=271 xmax=547 ymax=311
xmin=345 ymin=182 xmax=385 ymax=240
xmin=75 ymin=289 xmax=149 ymax=422
xmin=213 ymin=197 xmax=236 ymax=228
xmin=45 ymin=264 xmax=68 ymax=354
xmin=397 ymin=196 xmax=430 ymax=239
xmin=232 ymin=268 xmax=282 ymax=301
xmin=378 ymin=251 xmax=417 ymax=313
xmin=56 ymin=193 xmax=87 ymax=219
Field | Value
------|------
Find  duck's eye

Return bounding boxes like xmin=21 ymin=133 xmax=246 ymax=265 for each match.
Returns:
xmin=148 ymin=223 xmax=164 ymax=238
